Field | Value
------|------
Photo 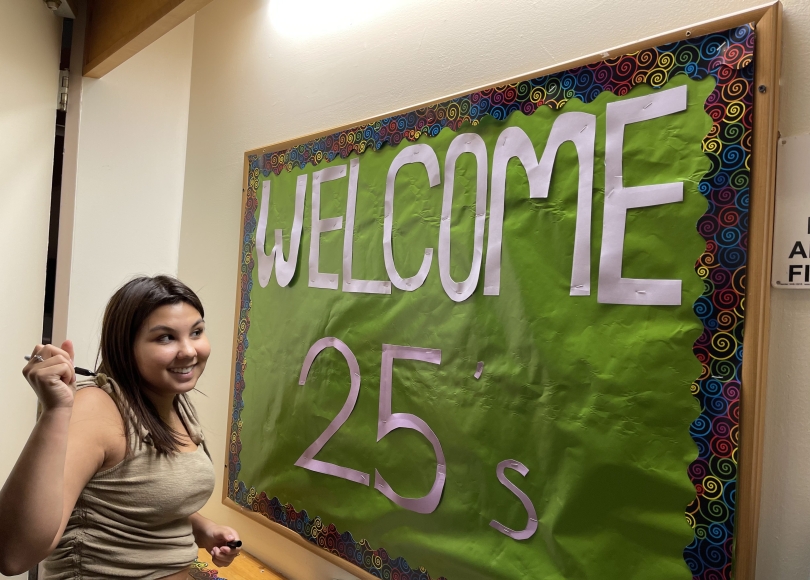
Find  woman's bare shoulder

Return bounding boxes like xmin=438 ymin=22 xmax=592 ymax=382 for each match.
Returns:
xmin=72 ymin=385 xmax=126 ymax=467
xmin=73 ymin=384 xmax=121 ymax=419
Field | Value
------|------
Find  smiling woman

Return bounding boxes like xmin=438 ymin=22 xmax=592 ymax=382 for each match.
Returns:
xmin=0 ymin=276 xmax=242 ymax=579
xmin=98 ymin=276 xmax=212 ymax=455
xmin=135 ymin=304 xmax=209 ymax=388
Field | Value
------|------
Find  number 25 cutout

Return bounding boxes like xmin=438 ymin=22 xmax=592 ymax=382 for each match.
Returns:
xmin=295 ymin=337 xmax=370 ymax=486
xmin=295 ymin=338 xmax=537 ymax=534
xmin=375 ymin=344 xmax=446 ymax=514
xmin=296 ymin=338 xmax=446 ymax=513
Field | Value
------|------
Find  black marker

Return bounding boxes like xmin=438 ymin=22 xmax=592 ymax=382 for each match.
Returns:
xmin=226 ymin=540 xmax=242 ymax=549
xmin=24 ymin=355 xmax=96 ymax=377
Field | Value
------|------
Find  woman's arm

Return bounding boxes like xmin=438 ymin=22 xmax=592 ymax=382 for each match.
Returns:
xmin=0 ymin=406 xmax=73 ymax=574
xmin=0 ymin=342 xmax=111 ymax=575
xmin=190 ymin=512 xmax=241 ymax=566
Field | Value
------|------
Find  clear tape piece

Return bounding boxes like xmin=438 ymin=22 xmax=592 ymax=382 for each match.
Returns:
xmin=489 ymin=459 xmax=538 ymax=540
xmin=439 ymin=133 xmax=487 ymax=302
xmin=295 ymin=337 xmax=370 ymax=486
xmin=256 ymin=177 xmax=306 ymax=288
xmin=383 ymin=145 xmax=441 ymax=291
xmin=309 ymin=165 xmax=346 ymax=289
xmin=343 ymin=157 xmax=392 ymax=294
xmin=597 ymin=85 xmax=686 ymax=305
xmin=375 ymin=344 xmax=446 ymax=513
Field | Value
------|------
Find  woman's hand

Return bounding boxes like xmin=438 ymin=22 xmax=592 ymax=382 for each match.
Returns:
xmin=22 ymin=341 xmax=76 ymax=411
xmin=210 ymin=530 xmax=240 ymax=567
xmin=193 ymin=518 xmax=241 ymax=566
xmin=0 ymin=340 xmax=93 ymax=574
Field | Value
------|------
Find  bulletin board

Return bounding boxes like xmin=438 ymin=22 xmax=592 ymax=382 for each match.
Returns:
xmin=224 ymin=5 xmax=780 ymax=580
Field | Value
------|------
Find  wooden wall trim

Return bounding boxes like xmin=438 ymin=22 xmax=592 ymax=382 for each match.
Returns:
xmin=222 ymin=497 xmax=383 ymax=580
xmin=52 ymin=0 xmax=87 ymax=347
xmin=735 ymin=3 xmax=782 ymax=579
xmin=82 ymin=0 xmax=213 ymax=78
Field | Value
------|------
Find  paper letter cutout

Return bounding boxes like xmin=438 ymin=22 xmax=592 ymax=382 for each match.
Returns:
xmin=383 ymin=145 xmax=441 ymax=291
xmin=485 ymin=114 xmax=596 ymax=296
xmin=598 ymin=85 xmax=687 ymax=305
xmin=343 ymin=158 xmax=392 ymax=294
xmin=375 ymin=344 xmax=446 ymax=513
xmin=256 ymin=177 xmax=306 ymax=287
xmin=439 ymin=134 xmax=488 ymax=302
xmin=537 ymin=113 xmax=596 ymax=296
xmin=295 ymin=337 xmax=370 ymax=486
xmin=489 ymin=459 xmax=538 ymax=541
xmin=309 ymin=165 xmax=346 ymax=289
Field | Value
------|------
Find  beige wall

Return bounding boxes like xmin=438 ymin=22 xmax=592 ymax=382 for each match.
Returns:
xmin=0 ymin=2 xmax=62 ymax=579
xmin=64 ymin=17 xmax=195 ymax=367
xmin=174 ymin=0 xmax=809 ymax=579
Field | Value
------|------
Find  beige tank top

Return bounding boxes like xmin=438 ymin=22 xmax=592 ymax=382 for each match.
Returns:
xmin=43 ymin=374 xmax=216 ymax=579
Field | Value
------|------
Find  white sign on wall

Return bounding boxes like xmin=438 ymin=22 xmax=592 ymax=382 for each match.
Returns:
xmin=772 ymin=134 xmax=810 ymax=288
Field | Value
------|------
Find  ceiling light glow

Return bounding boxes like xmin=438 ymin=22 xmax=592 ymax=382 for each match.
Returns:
xmin=268 ymin=0 xmax=400 ymax=40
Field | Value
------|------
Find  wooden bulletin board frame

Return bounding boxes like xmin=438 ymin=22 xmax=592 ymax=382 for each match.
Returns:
xmin=224 ymin=4 xmax=781 ymax=579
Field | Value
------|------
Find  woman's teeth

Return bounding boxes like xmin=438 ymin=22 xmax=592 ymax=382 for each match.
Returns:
xmin=169 ymin=366 xmax=194 ymax=374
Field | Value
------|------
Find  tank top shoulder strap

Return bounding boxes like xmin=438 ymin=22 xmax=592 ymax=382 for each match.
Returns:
xmin=77 ymin=373 xmax=151 ymax=450
xmin=75 ymin=373 xmax=209 ymax=457
xmin=176 ymin=393 xmax=209 ymax=457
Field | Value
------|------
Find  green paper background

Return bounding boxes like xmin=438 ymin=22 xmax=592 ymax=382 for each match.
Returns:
xmin=238 ymin=75 xmax=714 ymax=579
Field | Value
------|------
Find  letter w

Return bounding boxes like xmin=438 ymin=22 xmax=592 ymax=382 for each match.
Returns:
xmin=256 ymin=177 xmax=306 ymax=287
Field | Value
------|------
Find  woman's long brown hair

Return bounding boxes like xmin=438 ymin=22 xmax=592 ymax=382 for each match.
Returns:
xmin=96 ymin=275 xmax=204 ymax=456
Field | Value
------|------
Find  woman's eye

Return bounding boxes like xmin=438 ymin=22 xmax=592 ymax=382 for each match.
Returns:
xmin=192 ymin=328 xmax=204 ymax=337
xmin=157 ymin=335 xmax=173 ymax=343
